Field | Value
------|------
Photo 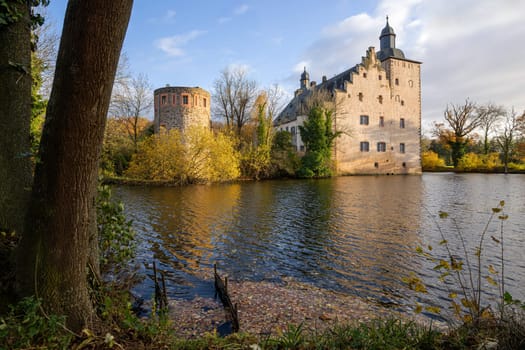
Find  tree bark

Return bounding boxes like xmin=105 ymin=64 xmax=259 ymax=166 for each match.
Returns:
xmin=0 ymin=1 xmax=33 ymax=237
xmin=16 ymin=0 xmax=133 ymax=331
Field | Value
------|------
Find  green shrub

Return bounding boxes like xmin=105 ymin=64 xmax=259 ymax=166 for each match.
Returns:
xmin=0 ymin=297 xmax=72 ymax=350
xmin=96 ymin=184 xmax=136 ymax=270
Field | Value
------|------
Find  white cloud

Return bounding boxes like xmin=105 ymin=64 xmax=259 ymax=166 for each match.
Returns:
xmin=164 ymin=10 xmax=176 ymax=21
xmin=218 ymin=16 xmax=232 ymax=24
xmin=291 ymin=0 xmax=525 ymax=123
xmin=293 ymin=61 xmax=311 ymax=74
xmin=234 ymin=4 xmax=249 ymax=15
xmin=155 ymin=30 xmax=207 ymax=57
xmin=227 ymin=62 xmax=254 ymax=75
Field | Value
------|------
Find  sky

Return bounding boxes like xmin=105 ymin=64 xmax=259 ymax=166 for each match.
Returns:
xmin=45 ymin=0 xmax=525 ymax=131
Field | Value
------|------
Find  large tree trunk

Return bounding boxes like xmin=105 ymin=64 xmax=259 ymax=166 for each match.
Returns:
xmin=16 ymin=0 xmax=133 ymax=331
xmin=0 ymin=2 xmax=32 ymax=238
xmin=0 ymin=1 xmax=33 ymax=311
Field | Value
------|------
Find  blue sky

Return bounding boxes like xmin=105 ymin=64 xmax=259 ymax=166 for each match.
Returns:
xmin=46 ymin=0 xmax=525 ymax=130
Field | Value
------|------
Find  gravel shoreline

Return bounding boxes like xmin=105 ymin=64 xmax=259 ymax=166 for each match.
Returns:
xmin=168 ymin=277 xmax=443 ymax=338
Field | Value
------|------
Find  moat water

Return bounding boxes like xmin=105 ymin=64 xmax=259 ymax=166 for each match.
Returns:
xmin=114 ymin=173 xmax=525 ymax=318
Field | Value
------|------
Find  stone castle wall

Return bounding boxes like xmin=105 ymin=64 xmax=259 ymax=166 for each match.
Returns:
xmin=153 ymin=86 xmax=211 ymax=133
xmin=334 ymin=47 xmax=421 ymax=175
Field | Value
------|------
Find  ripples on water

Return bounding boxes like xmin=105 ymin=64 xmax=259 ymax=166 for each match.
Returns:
xmin=114 ymin=174 xmax=525 ymax=318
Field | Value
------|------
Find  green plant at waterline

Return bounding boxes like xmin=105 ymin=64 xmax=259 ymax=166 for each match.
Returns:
xmin=405 ymin=201 xmax=525 ymax=333
xmin=96 ymin=184 xmax=136 ymax=271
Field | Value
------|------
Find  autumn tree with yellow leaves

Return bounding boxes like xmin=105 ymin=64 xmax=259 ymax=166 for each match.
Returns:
xmin=126 ymin=127 xmax=240 ymax=184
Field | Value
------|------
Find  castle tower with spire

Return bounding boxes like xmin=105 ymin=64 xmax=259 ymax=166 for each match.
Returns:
xmin=274 ymin=18 xmax=422 ymax=175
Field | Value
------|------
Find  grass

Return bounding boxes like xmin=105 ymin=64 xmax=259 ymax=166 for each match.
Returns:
xmin=1 ymin=293 xmax=523 ymax=349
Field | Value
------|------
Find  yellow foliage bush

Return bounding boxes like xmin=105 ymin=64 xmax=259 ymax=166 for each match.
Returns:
xmin=457 ymin=152 xmax=482 ymax=170
xmin=421 ymin=151 xmax=446 ymax=169
xmin=458 ymin=152 xmax=501 ymax=171
xmin=481 ymin=152 xmax=501 ymax=169
xmin=125 ymin=127 xmax=240 ymax=183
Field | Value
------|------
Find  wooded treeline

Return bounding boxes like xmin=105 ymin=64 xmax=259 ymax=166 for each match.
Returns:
xmin=422 ymin=100 xmax=525 ymax=172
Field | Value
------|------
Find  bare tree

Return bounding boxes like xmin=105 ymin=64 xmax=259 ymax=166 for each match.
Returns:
xmin=16 ymin=0 xmax=133 ymax=331
xmin=444 ymin=99 xmax=482 ymax=167
xmin=110 ymin=72 xmax=153 ymax=151
xmin=477 ymin=103 xmax=505 ymax=155
xmin=497 ymin=108 xmax=523 ymax=173
xmin=213 ymin=66 xmax=258 ymax=136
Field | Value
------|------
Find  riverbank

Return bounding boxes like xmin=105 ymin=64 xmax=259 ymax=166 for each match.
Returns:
xmin=166 ymin=277 xmax=443 ymax=338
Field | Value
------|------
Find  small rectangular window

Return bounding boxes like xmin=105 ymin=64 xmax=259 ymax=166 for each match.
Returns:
xmin=400 ymin=118 xmax=405 ymax=128
xmin=203 ymin=98 xmax=207 ymax=108
xmin=161 ymin=95 xmax=167 ymax=105
xmin=379 ymin=116 xmax=384 ymax=127
xmin=360 ymin=115 xmax=369 ymax=125
xmin=377 ymin=142 xmax=386 ymax=152
xmin=400 ymin=143 xmax=406 ymax=153
xmin=182 ymin=95 xmax=189 ymax=105
xmin=360 ymin=141 xmax=369 ymax=152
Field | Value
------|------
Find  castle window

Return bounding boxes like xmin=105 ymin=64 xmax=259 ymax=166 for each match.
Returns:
xmin=176 ymin=94 xmax=180 ymax=105
xmin=408 ymin=80 xmax=413 ymax=87
xmin=358 ymin=92 xmax=363 ymax=102
xmin=363 ymin=72 xmax=367 ymax=78
xmin=300 ymin=145 xmax=305 ymax=152
xmin=395 ymin=78 xmax=399 ymax=85
xmin=172 ymin=95 xmax=177 ymax=104
xmin=378 ymin=75 xmax=382 ymax=80
xmin=402 ymin=162 xmax=406 ymax=167
xmin=161 ymin=95 xmax=167 ymax=105
xmin=378 ymin=95 xmax=383 ymax=104
xmin=360 ymin=115 xmax=369 ymax=125
xmin=360 ymin=141 xmax=369 ymax=152
xmin=182 ymin=94 xmax=189 ymax=105
xmin=401 ymin=100 xmax=405 ymax=106
xmin=400 ymin=118 xmax=405 ymax=128
xmin=400 ymin=143 xmax=406 ymax=153
xmin=379 ymin=116 xmax=384 ymax=127
xmin=194 ymin=95 xmax=198 ymax=106
xmin=291 ymin=126 xmax=295 ymax=135
xmin=203 ymin=98 xmax=207 ymax=108
xmin=374 ymin=162 xmax=379 ymax=168
xmin=377 ymin=142 xmax=386 ymax=152
xmin=395 ymin=95 xmax=400 ymax=102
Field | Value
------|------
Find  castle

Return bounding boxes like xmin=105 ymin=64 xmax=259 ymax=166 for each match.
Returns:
xmin=153 ymin=85 xmax=211 ymax=133
xmin=274 ymin=18 xmax=422 ymax=175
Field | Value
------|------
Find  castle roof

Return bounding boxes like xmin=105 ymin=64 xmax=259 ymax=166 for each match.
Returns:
xmin=380 ymin=16 xmax=396 ymax=38
xmin=300 ymin=67 xmax=309 ymax=81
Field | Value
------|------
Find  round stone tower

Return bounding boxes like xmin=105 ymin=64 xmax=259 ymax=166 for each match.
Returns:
xmin=153 ymin=85 xmax=211 ymax=133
